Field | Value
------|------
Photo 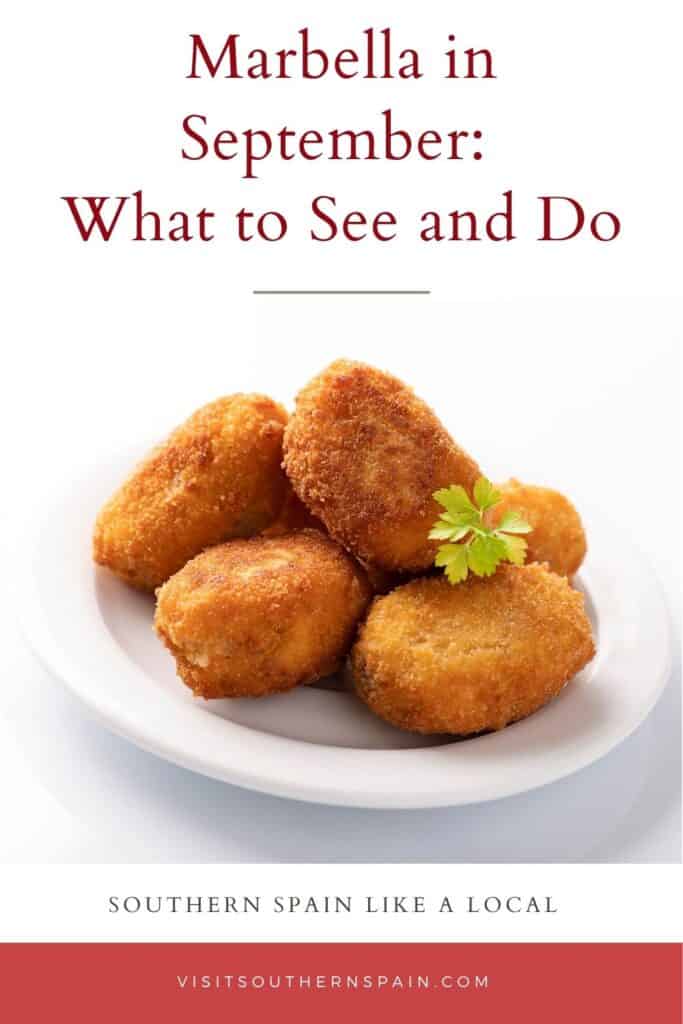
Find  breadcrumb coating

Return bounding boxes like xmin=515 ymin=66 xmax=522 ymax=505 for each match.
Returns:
xmin=490 ymin=479 xmax=587 ymax=577
xmin=93 ymin=395 xmax=288 ymax=590
xmin=283 ymin=359 xmax=481 ymax=572
xmin=262 ymin=481 xmax=399 ymax=595
xmin=349 ymin=563 xmax=595 ymax=735
xmin=261 ymin=480 xmax=324 ymax=537
xmin=358 ymin=561 xmax=405 ymax=596
xmin=155 ymin=529 xmax=373 ymax=699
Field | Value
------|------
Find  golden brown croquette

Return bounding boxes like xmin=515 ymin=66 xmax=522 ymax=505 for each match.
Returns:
xmin=260 ymin=480 xmax=325 ymax=537
xmin=262 ymin=483 xmax=400 ymax=595
xmin=489 ymin=479 xmax=587 ymax=577
xmin=93 ymin=395 xmax=288 ymax=590
xmin=358 ymin=561 xmax=405 ymax=596
xmin=283 ymin=359 xmax=481 ymax=572
xmin=349 ymin=564 xmax=595 ymax=735
xmin=155 ymin=530 xmax=373 ymax=699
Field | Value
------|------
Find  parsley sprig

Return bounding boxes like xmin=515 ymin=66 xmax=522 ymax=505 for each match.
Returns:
xmin=429 ymin=477 xmax=532 ymax=584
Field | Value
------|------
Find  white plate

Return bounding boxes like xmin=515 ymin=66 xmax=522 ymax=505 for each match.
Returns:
xmin=18 ymin=457 xmax=672 ymax=809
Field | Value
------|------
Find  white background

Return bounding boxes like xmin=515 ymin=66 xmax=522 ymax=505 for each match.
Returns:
xmin=1 ymin=0 xmax=681 ymax=937
xmin=0 ymin=865 xmax=681 ymax=942
xmin=1 ymin=301 xmax=679 ymax=867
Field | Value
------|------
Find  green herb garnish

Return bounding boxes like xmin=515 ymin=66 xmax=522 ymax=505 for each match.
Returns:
xmin=429 ymin=477 xmax=532 ymax=584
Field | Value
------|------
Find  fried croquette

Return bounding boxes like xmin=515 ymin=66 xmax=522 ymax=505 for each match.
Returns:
xmin=349 ymin=564 xmax=595 ymax=735
xmin=489 ymin=479 xmax=587 ymax=577
xmin=261 ymin=480 xmax=325 ymax=537
xmin=283 ymin=359 xmax=481 ymax=572
xmin=93 ymin=395 xmax=288 ymax=590
xmin=155 ymin=530 xmax=373 ymax=699
xmin=262 ymin=484 xmax=400 ymax=594
xmin=359 ymin=561 xmax=404 ymax=596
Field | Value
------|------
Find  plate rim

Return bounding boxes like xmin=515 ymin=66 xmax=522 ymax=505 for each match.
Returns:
xmin=16 ymin=461 xmax=674 ymax=810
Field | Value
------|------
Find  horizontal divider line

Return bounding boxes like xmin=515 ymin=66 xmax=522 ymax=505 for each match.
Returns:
xmin=253 ymin=289 xmax=431 ymax=295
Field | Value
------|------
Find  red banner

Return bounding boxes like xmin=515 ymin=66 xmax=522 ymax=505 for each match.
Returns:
xmin=1 ymin=943 xmax=680 ymax=1023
